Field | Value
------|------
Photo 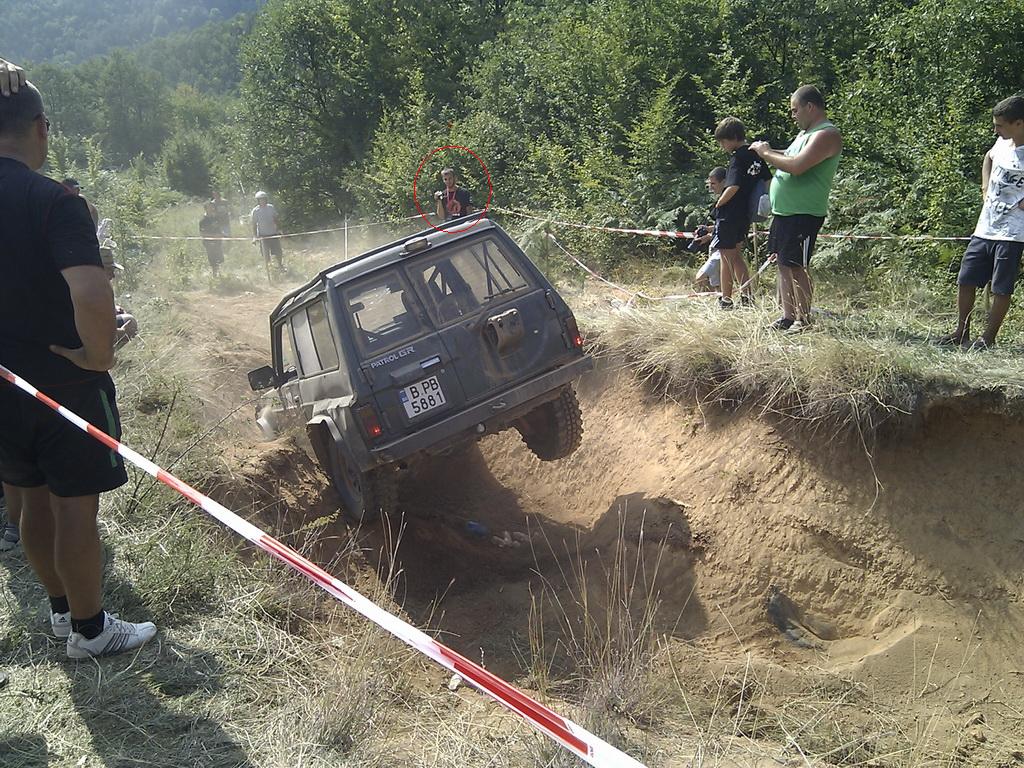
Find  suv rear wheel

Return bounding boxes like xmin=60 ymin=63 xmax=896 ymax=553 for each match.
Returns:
xmin=309 ymin=422 xmax=397 ymax=523
xmin=516 ymin=386 xmax=584 ymax=461
xmin=327 ymin=447 xmax=397 ymax=523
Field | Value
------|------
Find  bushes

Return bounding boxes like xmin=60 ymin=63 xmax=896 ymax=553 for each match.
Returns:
xmin=163 ymin=130 xmax=215 ymax=197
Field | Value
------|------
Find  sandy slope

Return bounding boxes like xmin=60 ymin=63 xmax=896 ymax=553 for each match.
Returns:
xmin=176 ymin=282 xmax=1024 ymax=764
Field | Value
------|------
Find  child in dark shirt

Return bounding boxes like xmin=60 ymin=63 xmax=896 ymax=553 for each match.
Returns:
xmin=712 ymin=117 xmax=772 ymax=309
xmin=691 ymin=167 xmax=727 ymax=292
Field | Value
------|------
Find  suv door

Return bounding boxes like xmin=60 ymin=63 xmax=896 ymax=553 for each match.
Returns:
xmin=289 ymin=297 xmax=349 ymax=414
xmin=341 ymin=270 xmax=468 ymax=436
xmin=407 ymin=233 xmax=572 ymax=404
xmin=273 ymin=319 xmax=302 ymax=416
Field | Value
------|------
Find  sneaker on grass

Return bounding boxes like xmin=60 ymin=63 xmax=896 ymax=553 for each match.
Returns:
xmin=66 ymin=613 xmax=157 ymax=659
xmin=51 ymin=611 xmax=71 ymax=639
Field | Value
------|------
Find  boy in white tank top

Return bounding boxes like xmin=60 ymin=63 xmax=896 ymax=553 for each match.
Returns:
xmin=940 ymin=95 xmax=1024 ymax=350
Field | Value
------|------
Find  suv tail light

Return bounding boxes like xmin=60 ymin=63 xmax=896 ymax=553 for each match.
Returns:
xmin=564 ymin=314 xmax=584 ymax=349
xmin=354 ymin=403 xmax=384 ymax=441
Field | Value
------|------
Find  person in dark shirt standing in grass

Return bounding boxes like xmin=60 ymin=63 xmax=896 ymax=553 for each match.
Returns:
xmin=200 ymin=200 xmax=225 ymax=276
xmin=0 ymin=77 xmax=157 ymax=658
xmin=713 ymin=117 xmax=771 ymax=309
xmin=435 ymin=167 xmax=475 ymax=223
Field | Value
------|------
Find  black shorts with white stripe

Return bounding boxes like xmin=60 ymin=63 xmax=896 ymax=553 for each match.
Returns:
xmin=767 ymin=214 xmax=825 ymax=269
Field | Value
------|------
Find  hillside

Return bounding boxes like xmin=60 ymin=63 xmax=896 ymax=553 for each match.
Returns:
xmin=0 ymin=0 xmax=264 ymax=64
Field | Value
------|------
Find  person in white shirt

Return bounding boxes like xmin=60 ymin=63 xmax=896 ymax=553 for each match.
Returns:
xmin=940 ymin=95 xmax=1024 ymax=350
xmin=250 ymin=190 xmax=284 ymax=272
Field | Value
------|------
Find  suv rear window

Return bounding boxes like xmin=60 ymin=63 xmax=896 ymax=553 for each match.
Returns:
xmin=414 ymin=237 xmax=530 ymax=325
xmin=345 ymin=273 xmax=424 ymax=355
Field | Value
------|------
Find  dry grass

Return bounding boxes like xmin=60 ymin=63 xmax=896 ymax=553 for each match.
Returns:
xmin=577 ymin=277 xmax=1024 ymax=442
xmin=2 ymin=211 xmax=1004 ymax=768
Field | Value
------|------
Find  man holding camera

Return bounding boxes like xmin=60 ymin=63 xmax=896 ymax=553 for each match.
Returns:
xmin=691 ymin=167 xmax=728 ymax=292
xmin=435 ymin=168 xmax=475 ymax=222
xmin=751 ymin=85 xmax=842 ymax=331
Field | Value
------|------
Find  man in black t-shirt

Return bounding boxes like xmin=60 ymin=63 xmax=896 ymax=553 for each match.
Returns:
xmin=200 ymin=201 xmax=225 ymax=275
xmin=434 ymin=167 xmax=475 ymax=223
xmin=0 ymin=81 xmax=156 ymax=658
xmin=712 ymin=117 xmax=772 ymax=309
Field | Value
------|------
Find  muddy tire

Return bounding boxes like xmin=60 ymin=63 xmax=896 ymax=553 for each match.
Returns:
xmin=516 ymin=386 xmax=584 ymax=461
xmin=327 ymin=446 xmax=397 ymax=523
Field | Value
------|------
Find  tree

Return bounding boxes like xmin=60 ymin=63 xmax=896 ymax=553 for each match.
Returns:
xmin=837 ymin=0 xmax=1024 ymax=236
xmin=239 ymin=0 xmax=399 ymax=220
xmin=164 ymin=130 xmax=215 ymax=197
xmin=96 ymin=50 xmax=172 ymax=163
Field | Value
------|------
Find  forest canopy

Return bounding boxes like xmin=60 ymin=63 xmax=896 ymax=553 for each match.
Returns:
xmin=19 ymin=0 xmax=1024 ymax=276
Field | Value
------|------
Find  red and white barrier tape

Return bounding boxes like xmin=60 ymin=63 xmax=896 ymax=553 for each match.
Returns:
xmin=0 ymin=364 xmax=645 ymax=768
xmin=817 ymin=232 xmax=970 ymax=241
xmin=548 ymin=233 xmax=734 ymax=303
xmin=494 ymin=205 xmax=695 ymax=240
xmin=497 ymin=204 xmax=973 ymax=243
xmin=135 ymin=215 xmax=424 ymax=243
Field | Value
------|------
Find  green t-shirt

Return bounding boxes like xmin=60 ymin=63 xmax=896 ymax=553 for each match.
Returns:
xmin=769 ymin=120 xmax=841 ymax=217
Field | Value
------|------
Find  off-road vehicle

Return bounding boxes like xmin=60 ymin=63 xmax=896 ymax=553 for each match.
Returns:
xmin=248 ymin=216 xmax=593 ymax=521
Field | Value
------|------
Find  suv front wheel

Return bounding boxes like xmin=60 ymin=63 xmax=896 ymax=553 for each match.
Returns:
xmin=516 ymin=386 xmax=584 ymax=461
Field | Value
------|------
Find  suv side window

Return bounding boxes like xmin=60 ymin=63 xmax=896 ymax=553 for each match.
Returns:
xmin=307 ymin=300 xmax=340 ymax=371
xmin=274 ymin=321 xmax=297 ymax=377
xmin=415 ymin=236 xmax=530 ymax=325
xmin=289 ymin=299 xmax=340 ymax=377
xmin=291 ymin=309 xmax=319 ymax=376
xmin=344 ymin=272 xmax=423 ymax=356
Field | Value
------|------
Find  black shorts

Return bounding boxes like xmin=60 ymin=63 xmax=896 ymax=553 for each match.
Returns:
xmin=957 ymin=236 xmax=1024 ymax=296
xmin=202 ymin=239 xmax=224 ymax=267
xmin=714 ymin=216 xmax=749 ymax=249
xmin=768 ymin=214 xmax=825 ymax=268
xmin=259 ymin=236 xmax=283 ymax=261
xmin=0 ymin=374 xmax=128 ymax=497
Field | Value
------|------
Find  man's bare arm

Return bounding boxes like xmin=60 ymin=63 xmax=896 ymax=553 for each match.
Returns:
xmin=51 ymin=265 xmax=117 ymax=371
xmin=751 ymin=129 xmax=842 ymax=175
xmin=981 ymin=147 xmax=994 ymax=197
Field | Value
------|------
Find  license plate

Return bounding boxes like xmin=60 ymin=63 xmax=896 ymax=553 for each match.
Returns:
xmin=399 ymin=375 xmax=447 ymax=418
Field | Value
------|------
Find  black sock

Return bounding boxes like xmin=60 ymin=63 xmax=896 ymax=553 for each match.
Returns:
xmin=49 ymin=595 xmax=70 ymax=614
xmin=72 ymin=610 xmax=106 ymax=640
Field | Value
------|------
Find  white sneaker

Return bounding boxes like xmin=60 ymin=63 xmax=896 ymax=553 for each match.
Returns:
xmin=51 ymin=611 xmax=71 ymax=639
xmin=66 ymin=612 xmax=157 ymax=659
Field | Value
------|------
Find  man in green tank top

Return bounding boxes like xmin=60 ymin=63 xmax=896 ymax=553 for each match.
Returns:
xmin=750 ymin=85 xmax=842 ymax=330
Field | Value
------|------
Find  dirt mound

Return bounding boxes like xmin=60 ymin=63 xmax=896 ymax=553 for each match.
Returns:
xmin=175 ymin=284 xmax=1024 ymax=759
xmin=348 ymin=362 xmax=1024 ymax=754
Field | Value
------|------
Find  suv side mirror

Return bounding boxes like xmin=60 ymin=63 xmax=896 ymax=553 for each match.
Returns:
xmin=248 ymin=365 xmax=278 ymax=391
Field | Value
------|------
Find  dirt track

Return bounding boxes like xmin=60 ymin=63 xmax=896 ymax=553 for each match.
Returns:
xmin=174 ymin=282 xmax=1024 ymax=762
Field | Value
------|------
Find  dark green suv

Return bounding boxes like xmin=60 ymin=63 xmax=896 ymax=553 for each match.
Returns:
xmin=248 ymin=217 xmax=592 ymax=521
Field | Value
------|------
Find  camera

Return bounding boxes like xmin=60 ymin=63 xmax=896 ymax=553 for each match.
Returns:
xmin=686 ymin=225 xmax=710 ymax=253
xmin=434 ymin=190 xmax=443 ymax=201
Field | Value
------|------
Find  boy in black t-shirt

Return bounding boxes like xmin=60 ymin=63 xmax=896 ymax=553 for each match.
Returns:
xmin=712 ymin=117 xmax=772 ymax=309
xmin=435 ymin=167 xmax=475 ymax=223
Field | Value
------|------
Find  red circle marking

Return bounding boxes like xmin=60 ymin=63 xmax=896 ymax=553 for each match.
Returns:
xmin=413 ymin=145 xmax=493 ymax=234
